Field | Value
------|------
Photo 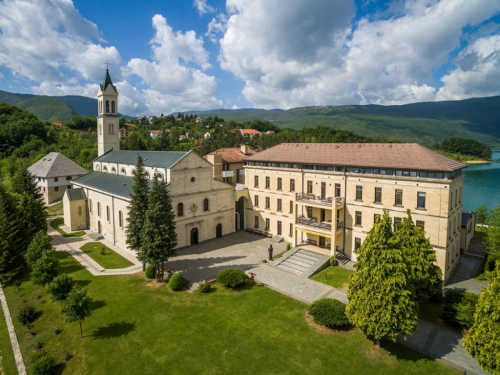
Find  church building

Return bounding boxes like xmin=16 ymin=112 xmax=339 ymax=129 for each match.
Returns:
xmin=64 ymin=70 xmax=235 ymax=249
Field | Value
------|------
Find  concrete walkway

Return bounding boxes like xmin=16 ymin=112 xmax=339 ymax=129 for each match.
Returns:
xmin=0 ymin=282 xmax=26 ymax=375
xmin=49 ymin=218 xmax=143 ymax=276
xmin=444 ymin=257 xmax=488 ymax=295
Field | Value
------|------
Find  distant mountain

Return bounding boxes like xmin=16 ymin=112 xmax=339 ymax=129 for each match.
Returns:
xmin=192 ymin=96 xmax=500 ymax=146
xmin=59 ymin=95 xmax=98 ymax=117
xmin=0 ymin=90 xmax=35 ymax=105
xmin=16 ymin=96 xmax=79 ymax=122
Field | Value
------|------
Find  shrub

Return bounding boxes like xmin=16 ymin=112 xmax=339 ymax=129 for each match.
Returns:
xmin=486 ymin=251 xmax=500 ymax=271
xmin=216 ymin=268 xmax=249 ymax=289
xmin=145 ymin=265 xmax=155 ymax=279
xmin=30 ymin=352 xmax=56 ymax=375
xmin=169 ymin=273 xmax=183 ymax=291
xmin=308 ymin=298 xmax=350 ymax=328
xmin=17 ymin=305 xmax=37 ymax=325
xmin=442 ymin=290 xmax=479 ymax=329
xmin=198 ymin=282 xmax=211 ymax=293
xmin=286 ymin=243 xmax=291 ymax=251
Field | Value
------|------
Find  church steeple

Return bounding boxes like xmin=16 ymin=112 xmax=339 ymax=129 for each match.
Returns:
xmin=97 ymin=67 xmax=120 ymax=157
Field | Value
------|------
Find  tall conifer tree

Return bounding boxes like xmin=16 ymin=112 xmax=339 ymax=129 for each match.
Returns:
xmin=0 ymin=186 xmax=24 ymax=280
xmin=141 ymin=173 xmax=177 ymax=281
xmin=20 ymin=194 xmax=47 ymax=246
xmin=346 ymin=211 xmax=418 ymax=347
xmin=11 ymin=168 xmax=44 ymax=202
xmin=126 ymin=155 xmax=150 ymax=268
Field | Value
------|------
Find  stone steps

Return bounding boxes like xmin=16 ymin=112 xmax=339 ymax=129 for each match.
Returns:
xmin=87 ymin=232 xmax=103 ymax=241
xmin=275 ymin=249 xmax=330 ymax=277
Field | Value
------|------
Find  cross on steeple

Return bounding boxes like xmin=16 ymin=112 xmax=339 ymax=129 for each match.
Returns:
xmin=105 ymin=61 xmax=110 ymax=69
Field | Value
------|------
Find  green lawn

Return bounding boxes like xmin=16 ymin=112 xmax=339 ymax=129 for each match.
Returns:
xmin=2 ymin=252 xmax=459 ymax=375
xmin=0 ymin=298 xmax=18 ymax=375
xmin=80 ymin=242 xmax=134 ymax=269
xmin=310 ymin=266 xmax=354 ymax=288
xmin=46 ymin=202 xmax=63 ymax=217
xmin=50 ymin=217 xmax=86 ymax=238
xmin=474 ymin=226 xmax=487 ymax=241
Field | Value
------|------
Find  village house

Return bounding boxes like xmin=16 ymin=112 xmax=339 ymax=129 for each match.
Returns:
xmin=205 ymin=144 xmax=257 ymax=185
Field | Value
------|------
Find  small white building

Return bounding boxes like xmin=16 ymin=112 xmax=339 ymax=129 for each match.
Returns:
xmin=150 ymin=130 xmax=161 ymax=139
xmin=28 ymin=152 xmax=88 ymax=204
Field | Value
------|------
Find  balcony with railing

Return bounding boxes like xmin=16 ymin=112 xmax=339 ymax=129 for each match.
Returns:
xmin=296 ymin=216 xmax=332 ymax=231
xmin=296 ymin=193 xmax=344 ymax=207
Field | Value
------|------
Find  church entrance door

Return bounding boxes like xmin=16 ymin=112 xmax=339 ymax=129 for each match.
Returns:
xmin=190 ymin=228 xmax=199 ymax=245
xmin=216 ymin=224 xmax=222 ymax=238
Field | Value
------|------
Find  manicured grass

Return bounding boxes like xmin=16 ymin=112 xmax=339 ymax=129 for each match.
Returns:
xmin=0 ymin=298 xmax=18 ymax=375
xmin=310 ymin=266 xmax=354 ymax=288
xmin=50 ymin=217 xmax=86 ymax=238
xmin=473 ymin=226 xmax=487 ymax=241
xmin=46 ymin=202 xmax=63 ymax=217
xmin=2 ymin=252 xmax=459 ymax=375
xmin=80 ymin=242 xmax=134 ymax=269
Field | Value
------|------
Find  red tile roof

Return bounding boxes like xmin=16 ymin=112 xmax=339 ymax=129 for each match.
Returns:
xmin=204 ymin=147 xmax=258 ymax=164
xmin=244 ymin=143 xmax=467 ymax=172
xmin=239 ymin=128 xmax=261 ymax=135
xmin=150 ymin=130 xmax=161 ymax=134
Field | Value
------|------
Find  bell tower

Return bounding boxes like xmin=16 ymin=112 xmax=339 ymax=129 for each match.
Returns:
xmin=97 ymin=68 xmax=120 ymax=156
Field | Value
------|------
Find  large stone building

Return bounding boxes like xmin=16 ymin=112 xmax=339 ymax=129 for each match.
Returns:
xmin=204 ymin=145 xmax=257 ymax=184
xmin=28 ymin=152 xmax=88 ymax=204
xmin=64 ymin=70 xmax=234 ymax=249
xmin=243 ymin=143 xmax=467 ymax=281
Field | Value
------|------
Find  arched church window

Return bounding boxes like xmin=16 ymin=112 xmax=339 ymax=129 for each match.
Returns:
xmin=99 ymin=124 xmax=102 ymax=135
xmin=177 ymin=203 xmax=184 ymax=217
xmin=112 ymin=101 xmax=116 ymax=113
xmin=95 ymin=164 xmax=100 ymax=171
xmin=120 ymin=168 xmax=126 ymax=175
xmin=103 ymin=166 xmax=108 ymax=172
xmin=111 ymin=167 xmax=116 ymax=174
xmin=203 ymin=198 xmax=209 ymax=211
xmin=106 ymin=100 xmax=110 ymax=113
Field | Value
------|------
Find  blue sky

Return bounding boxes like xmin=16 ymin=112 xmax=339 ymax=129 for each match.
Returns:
xmin=0 ymin=0 xmax=499 ymax=116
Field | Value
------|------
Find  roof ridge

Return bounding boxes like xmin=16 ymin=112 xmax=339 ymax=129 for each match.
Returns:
xmin=415 ymin=144 xmax=466 ymax=170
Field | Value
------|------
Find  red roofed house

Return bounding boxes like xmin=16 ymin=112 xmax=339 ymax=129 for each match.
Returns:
xmin=150 ymin=130 xmax=161 ymax=139
xmin=195 ymin=116 xmax=204 ymax=123
xmin=204 ymin=144 xmax=257 ymax=185
xmin=239 ymin=128 xmax=262 ymax=138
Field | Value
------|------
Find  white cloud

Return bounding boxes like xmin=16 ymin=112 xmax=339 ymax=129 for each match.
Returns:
xmin=127 ymin=15 xmax=222 ymax=114
xmin=437 ymin=34 xmax=500 ymax=100
xmin=206 ymin=13 xmax=227 ymax=43
xmin=194 ymin=0 xmax=215 ymax=16
xmin=217 ymin=0 xmax=500 ymax=109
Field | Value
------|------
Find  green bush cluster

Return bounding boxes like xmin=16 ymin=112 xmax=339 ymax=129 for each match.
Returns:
xmin=30 ymin=352 xmax=56 ymax=375
xmin=169 ymin=273 xmax=183 ymax=291
xmin=216 ymin=268 xmax=249 ymax=289
xmin=145 ymin=265 xmax=155 ymax=279
xmin=442 ymin=290 xmax=479 ymax=329
xmin=198 ymin=282 xmax=211 ymax=293
xmin=308 ymin=298 xmax=350 ymax=328
xmin=17 ymin=305 xmax=37 ymax=325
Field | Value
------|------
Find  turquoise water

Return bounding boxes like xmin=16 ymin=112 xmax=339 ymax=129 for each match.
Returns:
xmin=463 ymin=147 xmax=500 ymax=212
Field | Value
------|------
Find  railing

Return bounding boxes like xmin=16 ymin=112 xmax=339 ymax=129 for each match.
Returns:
xmin=336 ymin=246 xmax=344 ymax=255
xmin=336 ymin=197 xmax=345 ymax=205
xmin=337 ymin=221 xmax=344 ymax=231
xmin=296 ymin=216 xmax=332 ymax=231
xmin=296 ymin=193 xmax=333 ymax=207
xmin=232 ymin=183 xmax=247 ymax=191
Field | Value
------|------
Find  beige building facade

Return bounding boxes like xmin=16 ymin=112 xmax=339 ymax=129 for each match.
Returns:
xmin=243 ymin=143 xmax=467 ymax=281
xmin=205 ymin=145 xmax=257 ymax=185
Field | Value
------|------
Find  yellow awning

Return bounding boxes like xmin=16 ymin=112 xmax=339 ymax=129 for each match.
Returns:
xmin=296 ymin=228 xmax=331 ymax=238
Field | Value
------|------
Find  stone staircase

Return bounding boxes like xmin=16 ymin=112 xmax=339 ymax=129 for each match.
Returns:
xmin=87 ymin=232 xmax=103 ymax=241
xmin=273 ymin=248 xmax=330 ymax=277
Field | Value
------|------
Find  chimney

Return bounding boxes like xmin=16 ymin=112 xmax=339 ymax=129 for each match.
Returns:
xmin=241 ymin=144 xmax=249 ymax=155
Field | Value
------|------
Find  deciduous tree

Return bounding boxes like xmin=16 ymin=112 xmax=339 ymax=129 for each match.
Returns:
xmin=25 ymin=231 xmax=53 ymax=267
xmin=48 ymin=273 xmax=73 ymax=312
xmin=63 ymin=286 xmax=93 ymax=338
xmin=31 ymin=252 xmax=59 ymax=287
xmin=475 ymin=204 xmax=488 ymax=226
xmin=346 ymin=211 xmax=418 ymax=347
xmin=487 ymin=204 xmax=500 ymax=254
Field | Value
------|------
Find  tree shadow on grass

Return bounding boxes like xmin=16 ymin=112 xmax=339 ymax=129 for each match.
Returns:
xmin=53 ymin=362 xmax=66 ymax=375
xmin=90 ymin=299 xmax=107 ymax=311
xmin=73 ymin=280 xmax=92 ymax=288
xmin=56 ymin=252 xmax=85 ymax=275
xmin=91 ymin=321 xmax=136 ymax=340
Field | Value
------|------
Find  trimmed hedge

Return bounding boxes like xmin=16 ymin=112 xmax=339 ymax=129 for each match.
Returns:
xmin=308 ymin=298 xmax=350 ymax=328
xmin=145 ymin=265 xmax=155 ymax=279
xmin=18 ymin=305 xmax=37 ymax=325
xmin=442 ymin=290 xmax=479 ymax=329
xmin=31 ymin=352 xmax=56 ymax=375
xmin=216 ymin=268 xmax=249 ymax=289
xmin=198 ymin=282 xmax=211 ymax=293
xmin=169 ymin=273 xmax=183 ymax=291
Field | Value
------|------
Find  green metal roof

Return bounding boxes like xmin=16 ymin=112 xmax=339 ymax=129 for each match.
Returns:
xmin=72 ymin=171 xmax=152 ymax=199
xmin=65 ymin=188 xmax=87 ymax=201
xmin=99 ymin=69 xmax=117 ymax=93
xmin=95 ymin=150 xmax=190 ymax=169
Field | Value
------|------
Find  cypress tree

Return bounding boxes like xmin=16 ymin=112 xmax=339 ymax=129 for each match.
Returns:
xmin=11 ymin=168 xmax=44 ymax=202
xmin=0 ymin=187 xmax=24 ymax=280
xmin=126 ymin=155 xmax=150 ymax=268
xmin=20 ymin=194 xmax=47 ymax=246
xmin=346 ymin=211 xmax=418 ymax=347
xmin=395 ymin=210 xmax=443 ymax=300
xmin=141 ymin=173 xmax=177 ymax=281
xmin=463 ymin=264 xmax=500 ymax=374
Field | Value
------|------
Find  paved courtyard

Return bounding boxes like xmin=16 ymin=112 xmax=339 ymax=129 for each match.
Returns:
xmin=444 ymin=257 xmax=488 ymax=295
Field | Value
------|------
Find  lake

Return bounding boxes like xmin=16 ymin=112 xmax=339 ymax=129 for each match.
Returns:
xmin=463 ymin=147 xmax=500 ymax=212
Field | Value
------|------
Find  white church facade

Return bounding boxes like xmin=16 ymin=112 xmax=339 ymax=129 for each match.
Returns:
xmin=64 ymin=70 xmax=235 ymax=249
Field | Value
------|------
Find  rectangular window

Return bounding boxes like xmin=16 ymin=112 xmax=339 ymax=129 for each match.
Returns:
xmin=54 ymin=177 xmax=58 ymax=182
xmin=335 ymin=183 xmax=341 ymax=197
xmin=265 ymin=218 xmax=270 ymax=230
xmin=106 ymin=205 xmax=110 ymax=222
xmin=356 ymin=185 xmax=362 ymax=201
xmin=277 ymin=221 xmax=282 ymax=236
xmin=265 ymin=176 xmax=270 ymax=189
xmin=450 ymin=192 xmax=454 ymax=210
xmin=416 ymin=220 xmax=425 ymax=231
xmin=255 ymin=195 xmax=259 ymax=207
xmin=78 ymin=206 xmax=82 ymax=216
xmin=277 ymin=178 xmax=282 ymax=190
xmin=355 ymin=211 xmax=362 ymax=226
xmin=375 ymin=187 xmax=382 ymax=203
xmin=254 ymin=175 xmax=259 ymax=187
xmin=289 ymin=200 xmax=293 ymax=213
xmin=290 ymin=179 xmax=295 ymax=192
xmin=89 ymin=199 xmax=92 ymax=214
xmin=66 ymin=176 xmax=71 ymax=180
xmin=54 ymin=186 xmax=59 ymax=192
xmin=119 ymin=211 xmax=123 ymax=228
xmin=395 ymin=189 xmax=403 ymax=206
xmin=459 ymin=187 xmax=462 ymax=203
xmin=374 ymin=213 xmax=381 ymax=224
xmin=277 ymin=199 xmax=282 ymax=211
xmin=266 ymin=197 xmax=270 ymax=209
xmin=97 ymin=202 xmax=101 ymax=217
xmin=394 ymin=217 xmax=402 ymax=231
xmin=355 ymin=237 xmax=362 ymax=250
xmin=255 ymin=216 xmax=259 ymax=228
xmin=67 ymin=185 xmax=71 ymax=189
xmin=307 ymin=181 xmax=313 ymax=194
xmin=289 ymin=223 xmax=293 ymax=237
xmin=417 ymin=192 xmax=426 ymax=208
xmin=455 ymin=189 xmax=458 ymax=206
